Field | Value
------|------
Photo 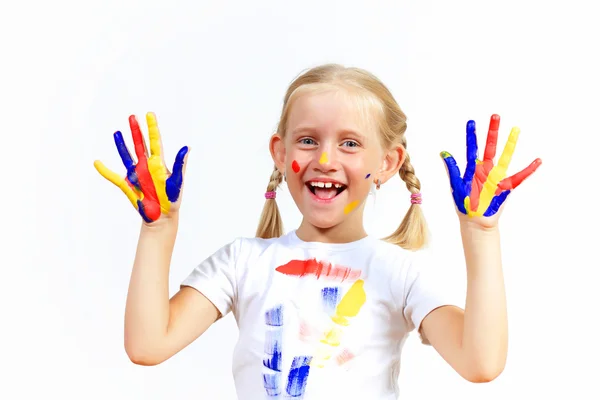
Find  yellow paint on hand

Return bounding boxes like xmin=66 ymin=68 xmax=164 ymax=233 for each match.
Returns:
xmin=94 ymin=160 xmax=139 ymax=209
xmin=319 ymin=152 xmax=329 ymax=164
xmin=472 ymin=127 xmax=520 ymax=217
xmin=344 ymin=200 xmax=359 ymax=214
xmin=146 ymin=112 xmax=171 ymax=214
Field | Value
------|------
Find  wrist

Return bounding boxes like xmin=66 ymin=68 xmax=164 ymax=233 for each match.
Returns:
xmin=141 ymin=213 xmax=180 ymax=234
xmin=459 ymin=219 xmax=500 ymax=237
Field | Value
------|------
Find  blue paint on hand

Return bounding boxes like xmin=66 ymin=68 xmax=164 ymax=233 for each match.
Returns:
xmin=166 ymin=145 xmax=188 ymax=202
xmin=483 ymin=190 xmax=510 ymax=217
xmin=114 ymin=131 xmax=140 ymax=190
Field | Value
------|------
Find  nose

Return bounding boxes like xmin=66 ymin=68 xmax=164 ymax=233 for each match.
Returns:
xmin=314 ymin=146 xmax=338 ymax=172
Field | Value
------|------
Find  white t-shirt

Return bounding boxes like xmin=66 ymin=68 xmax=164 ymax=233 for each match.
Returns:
xmin=182 ymin=230 xmax=462 ymax=400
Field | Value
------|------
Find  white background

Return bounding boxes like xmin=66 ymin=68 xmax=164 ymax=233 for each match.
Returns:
xmin=2 ymin=0 xmax=599 ymax=398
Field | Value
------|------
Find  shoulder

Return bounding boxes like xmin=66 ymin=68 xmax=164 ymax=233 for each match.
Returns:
xmin=368 ymin=238 xmax=421 ymax=275
xmin=222 ymin=231 xmax=297 ymax=263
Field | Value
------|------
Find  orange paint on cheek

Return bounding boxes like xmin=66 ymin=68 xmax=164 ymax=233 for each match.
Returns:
xmin=292 ymin=160 xmax=300 ymax=173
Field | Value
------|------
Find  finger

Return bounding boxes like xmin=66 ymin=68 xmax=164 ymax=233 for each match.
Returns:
xmin=464 ymin=120 xmax=478 ymax=185
xmin=496 ymin=158 xmax=542 ymax=193
xmin=483 ymin=190 xmax=510 ymax=217
xmin=440 ymin=151 xmax=468 ymax=214
xmin=483 ymin=114 xmax=500 ymax=163
xmin=113 ymin=131 xmax=135 ymax=170
xmin=146 ymin=112 xmax=163 ymax=157
xmin=129 ymin=115 xmax=148 ymax=162
xmin=93 ymin=160 xmax=139 ymax=209
xmin=113 ymin=130 xmax=141 ymax=190
xmin=137 ymin=196 xmax=161 ymax=222
xmin=148 ymin=154 xmax=171 ymax=214
xmin=496 ymin=126 xmax=520 ymax=174
xmin=166 ymin=146 xmax=189 ymax=202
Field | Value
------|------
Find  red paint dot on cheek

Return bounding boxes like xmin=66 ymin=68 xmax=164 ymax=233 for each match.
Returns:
xmin=292 ymin=160 xmax=300 ymax=173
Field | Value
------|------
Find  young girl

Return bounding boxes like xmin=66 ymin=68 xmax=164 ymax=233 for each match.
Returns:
xmin=94 ymin=64 xmax=541 ymax=399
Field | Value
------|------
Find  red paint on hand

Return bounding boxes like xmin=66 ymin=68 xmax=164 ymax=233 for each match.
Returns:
xmin=129 ymin=115 xmax=161 ymax=221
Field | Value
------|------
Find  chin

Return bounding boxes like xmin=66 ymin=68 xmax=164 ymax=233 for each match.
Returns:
xmin=304 ymin=214 xmax=343 ymax=230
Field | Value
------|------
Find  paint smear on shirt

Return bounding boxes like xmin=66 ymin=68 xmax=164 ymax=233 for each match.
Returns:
xmin=312 ymin=280 xmax=367 ymax=367
xmin=286 ymin=356 xmax=312 ymax=397
xmin=321 ymin=286 xmax=341 ymax=315
xmin=263 ymin=304 xmax=283 ymax=397
xmin=276 ymin=259 xmax=361 ymax=282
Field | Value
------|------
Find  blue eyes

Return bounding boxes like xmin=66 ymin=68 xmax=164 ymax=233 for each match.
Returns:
xmin=299 ymin=138 xmax=359 ymax=148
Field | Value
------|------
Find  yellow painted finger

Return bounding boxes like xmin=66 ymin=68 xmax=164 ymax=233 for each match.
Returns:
xmin=146 ymin=112 xmax=162 ymax=157
xmin=497 ymin=127 xmax=520 ymax=174
xmin=94 ymin=160 xmax=139 ymax=209
xmin=472 ymin=127 xmax=520 ymax=216
xmin=147 ymin=155 xmax=171 ymax=214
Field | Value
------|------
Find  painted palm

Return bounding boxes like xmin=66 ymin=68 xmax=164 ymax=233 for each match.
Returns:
xmin=94 ymin=113 xmax=188 ymax=223
xmin=441 ymin=114 xmax=542 ymax=218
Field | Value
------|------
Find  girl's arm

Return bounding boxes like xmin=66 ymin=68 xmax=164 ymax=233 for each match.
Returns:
xmin=124 ymin=216 xmax=220 ymax=366
xmin=420 ymin=221 xmax=507 ymax=383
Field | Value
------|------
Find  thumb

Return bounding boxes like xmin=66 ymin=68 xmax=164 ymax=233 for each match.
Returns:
xmin=166 ymin=146 xmax=190 ymax=203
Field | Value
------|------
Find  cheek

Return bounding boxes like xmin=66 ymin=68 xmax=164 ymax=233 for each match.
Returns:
xmin=287 ymin=150 xmax=312 ymax=174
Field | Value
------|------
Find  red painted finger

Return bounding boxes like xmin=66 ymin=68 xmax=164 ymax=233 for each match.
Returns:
xmin=483 ymin=114 xmax=500 ymax=163
xmin=129 ymin=115 xmax=148 ymax=162
xmin=496 ymin=158 xmax=542 ymax=194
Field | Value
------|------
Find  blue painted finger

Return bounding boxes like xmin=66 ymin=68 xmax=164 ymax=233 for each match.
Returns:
xmin=483 ymin=190 xmax=510 ymax=217
xmin=464 ymin=120 xmax=478 ymax=187
xmin=165 ymin=145 xmax=188 ymax=202
xmin=113 ymin=131 xmax=140 ymax=190
xmin=441 ymin=151 xmax=468 ymax=214
xmin=114 ymin=131 xmax=135 ymax=169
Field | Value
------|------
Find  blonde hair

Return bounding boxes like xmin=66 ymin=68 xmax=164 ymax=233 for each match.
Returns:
xmin=255 ymin=64 xmax=427 ymax=250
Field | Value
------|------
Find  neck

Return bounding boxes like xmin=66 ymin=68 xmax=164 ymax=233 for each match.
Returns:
xmin=295 ymin=214 xmax=368 ymax=244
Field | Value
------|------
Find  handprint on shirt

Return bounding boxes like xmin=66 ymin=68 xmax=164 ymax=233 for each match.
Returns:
xmin=441 ymin=114 xmax=542 ymax=217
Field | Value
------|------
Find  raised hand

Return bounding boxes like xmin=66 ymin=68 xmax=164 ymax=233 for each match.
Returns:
xmin=440 ymin=114 xmax=541 ymax=221
xmin=94 ymin=112 xmax=189 ymax=223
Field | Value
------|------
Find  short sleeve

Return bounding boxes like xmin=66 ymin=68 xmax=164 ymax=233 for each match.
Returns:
xmin=180 ymin=238 xmax=242 ymax=318
xmin=402 ymin=254 xmax=464 ymax=345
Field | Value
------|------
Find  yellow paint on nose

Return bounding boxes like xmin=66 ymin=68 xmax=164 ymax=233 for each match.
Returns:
xmin=319 ymin=152 xmax=329 ymax=164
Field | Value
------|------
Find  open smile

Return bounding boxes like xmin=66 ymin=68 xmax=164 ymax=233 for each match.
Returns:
xmin=305 ymin=180 xmax=347 ymax=201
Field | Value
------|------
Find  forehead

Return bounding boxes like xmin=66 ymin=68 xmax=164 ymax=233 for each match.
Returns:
xmin=286 ymin=89 xmax=380 ymax=139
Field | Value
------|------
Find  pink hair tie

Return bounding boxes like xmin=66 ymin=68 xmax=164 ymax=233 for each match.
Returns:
xmin=265 ymin=191 xmax=276 ymax=200
xmin=410 ymin=192 xmax=422 ymax=205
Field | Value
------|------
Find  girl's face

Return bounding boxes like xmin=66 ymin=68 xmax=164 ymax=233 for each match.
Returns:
xmin=270 ymin=90 xmax=405 ymax=241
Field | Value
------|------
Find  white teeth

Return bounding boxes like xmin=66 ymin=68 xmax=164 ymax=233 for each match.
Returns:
xmin=309 ymin=182 xmax=344 ymax=189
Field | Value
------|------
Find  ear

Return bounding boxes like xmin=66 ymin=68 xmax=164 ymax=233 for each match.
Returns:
xmin=379 ymin=144 xmax=406 ymax=184
xmin=269 ymin=133 xmax=286 ymax=174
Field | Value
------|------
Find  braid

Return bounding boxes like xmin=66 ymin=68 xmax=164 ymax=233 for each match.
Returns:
xmin=382 ymin=147 xmax=428 ymax=251
xmin=255 ymin=165 xmax=284 ymax=239
xmin=399 ymin=153 xmax=422 ymax=194
xmin=267 ymin=168 xmax=284 ymax=192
